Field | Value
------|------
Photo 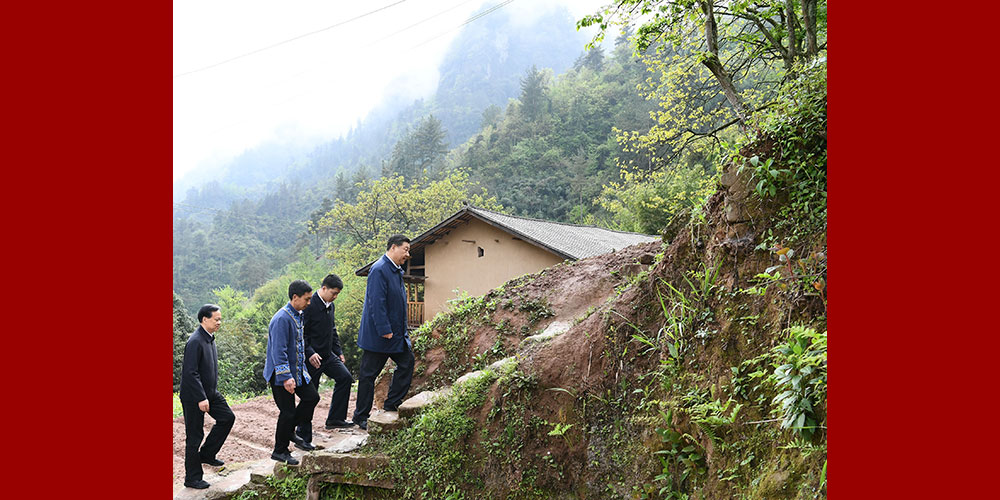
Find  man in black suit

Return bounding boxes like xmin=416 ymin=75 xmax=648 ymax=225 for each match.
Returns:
xmin=179 ymin=304 xmax=235 ymax=490
xmin=295 ymin=274 xmax=355 ymax=449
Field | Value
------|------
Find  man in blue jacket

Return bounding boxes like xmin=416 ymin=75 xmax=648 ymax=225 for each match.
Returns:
xmin=263 ymin=280 xmax=320 ymax=465
xmin=352 ymin=234 xmax=413 ymax=430
xmin=295 ymin=273 xmax=355 ymax=449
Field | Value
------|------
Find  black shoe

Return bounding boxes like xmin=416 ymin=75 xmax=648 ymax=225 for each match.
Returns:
xmin=200 ymin=457 xmax=225 ymax=466
xmin=184 ymin=479 xmax=210 ymax=489
xmin=354 ymin=420 xmax=367 ymax=431
xmin=290 ymin=434 xmax=315 ymax=451
xmin=325 ymin=420 xmax=355 ymax=429
xmin=270 ymin=451 xmax=299 ymax=465
xmin=383 ymin=404 xmax=398 ymax=412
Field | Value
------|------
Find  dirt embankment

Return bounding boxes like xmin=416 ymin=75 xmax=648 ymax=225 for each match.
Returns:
xmin=372 ymin=240 xmax=664 ymax=404
xmin=365 ymin=159 xmax=826 ymax=497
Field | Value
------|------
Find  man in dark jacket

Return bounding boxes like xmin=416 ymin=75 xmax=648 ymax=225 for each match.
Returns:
xmin=263 ymin=280 xmax=320 ymax=465
xmin=294 ymin=273 xmax=355 ymax=448
xmin=352 ymin=234 xmax=413 ymax=430
xmin=180 ymin=304 xmax=235 ymax=490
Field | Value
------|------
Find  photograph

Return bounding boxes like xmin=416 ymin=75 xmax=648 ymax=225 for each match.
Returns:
xmin=172 ymin=1 xmax=828 ymax=498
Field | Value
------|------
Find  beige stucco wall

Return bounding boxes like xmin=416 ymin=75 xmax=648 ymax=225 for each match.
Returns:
xmin=422 ymin=218 xmax=564 ymax=321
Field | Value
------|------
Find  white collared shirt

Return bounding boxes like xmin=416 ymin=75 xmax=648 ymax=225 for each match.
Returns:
xmin=319 ymin=292 xmax=333 ymax=309
xmin=386 ymin=253 xmax=402 ymax=271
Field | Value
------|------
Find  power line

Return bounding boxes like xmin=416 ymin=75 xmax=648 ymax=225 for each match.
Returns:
xmin=182 ymin=0 xmax=514 ymax=142
xmin=367 ymin=0 xmax=483 ymax=47
xmin=412 ymin=0 xmax=513 ymax=49
xmin=174 ymin=0 xmax=409 ymax=78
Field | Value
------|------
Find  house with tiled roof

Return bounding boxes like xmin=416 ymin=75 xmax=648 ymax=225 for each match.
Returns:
xmin=355 ymin=204 xmax=659 ymax=327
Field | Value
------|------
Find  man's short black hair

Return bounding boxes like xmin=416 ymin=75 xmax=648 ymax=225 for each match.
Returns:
xmin=321 ymin=273 xmax=344 ymax=290
xmin=197 ymin=304 xmax=221 ymax=323
xmin=386 ymin=234 xmax=411 ymax=251
xmin=288 ymin=280 xmax=313 ymax=300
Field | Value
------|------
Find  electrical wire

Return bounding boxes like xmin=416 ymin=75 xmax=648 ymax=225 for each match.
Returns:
xmin=174 ymin=0 xmax=409 ymax=78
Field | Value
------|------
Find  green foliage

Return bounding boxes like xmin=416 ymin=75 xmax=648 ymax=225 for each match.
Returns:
xmin=180 ymin=249 xmax=342 ymax=398
xmin=173 ymin=392 xmax=183 ymax=419
xmin=451 ymin=36 xmax=657 ymax=223
xmin=579 ymin=1 xmax=827 ymax=81
xmin=652 ymin=409 xmax=707 ymax=498
xmin=770 ymin=326 xmax=827 ymax=442
xmin=681 ymin=390 xmax=743 ymax=444
xmin=387 ymin=115 xmax=449 ymax=181
xmin=518 ymin=65 xmax=551 ymax=122
xmin=264 ymin=468 xmax=308 ymax=499
xmin=173 ymin=182 xmax=317 ymax=315
xmin=545 ymin=421 xmax=574 ymax=445
xmin=320 ymin=483 xmax=393 ymax=500
xmin=577 ymin=1 xmax=828 ymax=240
xmin=597 ymin=156 xmax=718 ymax=234
xmin=316 ymin=171 xmax=501 ymax=270
xmin=411 ymin=291 xmax=508 ymax=383
xmin=377 ymin=370 xmax=498 ymax=498
xmin=740 ymin=58 xmax=827 ymax=246
xmin=518 ymin=297 xmax=555 ymax=324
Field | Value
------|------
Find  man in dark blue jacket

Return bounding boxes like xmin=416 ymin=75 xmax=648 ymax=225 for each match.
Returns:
xmin=352 ymin=234 xmax=413 ymax=430
xmin=263 ymin=280 xmax=320 ymax=465
xmin=180 ymin=304 xmax=235 ymax=490
xmin=295 ymin=273 xmax=355 ymax=448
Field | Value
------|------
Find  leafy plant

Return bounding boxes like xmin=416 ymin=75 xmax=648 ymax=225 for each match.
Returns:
xmin=683 ymin=260 xmax=722 ymax=305
xmin=264 ymin=468 xmax=308 ymax=499
xmin=546 ymin=421 xmax=574 ymax=445
xmin=740 ymin=58 xmax=827 ymax=246
xmin=770 ymin=326 xmax=827 ymax=442
xmin=656 ymin=279 xmax=695 ymax=362
xmin=652 ymin=410 xmax=706 ymax=498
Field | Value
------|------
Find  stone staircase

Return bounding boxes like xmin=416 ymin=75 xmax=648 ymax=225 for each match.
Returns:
xmin=176 ymin=378 xmax=471 ymax=500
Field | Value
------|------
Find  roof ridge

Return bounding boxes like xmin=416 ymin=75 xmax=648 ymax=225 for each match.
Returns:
xmin=467 ymin=205 xmax=659 ymax=237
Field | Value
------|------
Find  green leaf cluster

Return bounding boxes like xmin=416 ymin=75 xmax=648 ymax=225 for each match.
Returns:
xmin=770 ymin=325 xmax=827 ymax=442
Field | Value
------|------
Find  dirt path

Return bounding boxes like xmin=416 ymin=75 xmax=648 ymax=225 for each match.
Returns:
xmin=172 ymin=387 xmax=362 ymax=494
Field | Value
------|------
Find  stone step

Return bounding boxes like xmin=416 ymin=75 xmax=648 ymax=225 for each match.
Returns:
xmin=174 ymin=428 xmax=367 ymax=499
xmin=454 ymin=370 xmax=484 ymax=386
xmin=174 ymin=457 xmax=281 ymax=500
xmin=367 ymin=409 xmax=405 ymax=433
xmin=300 ymin=452 xmax=394 ymax=492
xmin=521 ymin=320 xmax=572 ymax=345
xmin=398 ymin=389 xmax=448 ymax=418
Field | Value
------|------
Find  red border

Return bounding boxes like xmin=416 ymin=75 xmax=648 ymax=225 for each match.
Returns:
xmin=5 ymin=3 xmax=171 ymax=496
xmin=831 ymin=3 xmax=995 ymax=497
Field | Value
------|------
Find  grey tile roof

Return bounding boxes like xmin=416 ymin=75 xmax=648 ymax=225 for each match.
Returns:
xmin=467 ymin=206 xmax=659 ymax=260
xmin=355 ymin=205 xmax=660 ymax=276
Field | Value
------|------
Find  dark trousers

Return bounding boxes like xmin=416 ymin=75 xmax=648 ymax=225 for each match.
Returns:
xmin=181 ymin=393 xmax=234 ymax=483
xmin=269 ymin=374 xmax=320 ymax=454
xmin=295 ymin=356 xmax=353 ymax=442
xmin=352 ymin=344 xmax=414 ymax=424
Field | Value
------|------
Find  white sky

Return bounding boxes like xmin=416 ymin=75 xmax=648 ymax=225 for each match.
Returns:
xmin=172 ymin=0 xmax=608 ymax=185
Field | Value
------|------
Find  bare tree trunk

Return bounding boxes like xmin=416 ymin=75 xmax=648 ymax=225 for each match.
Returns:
xmin=803 ymin=0 xmax=818 ymax=56
xmin=785 ymin=0 xmax=798 ymax=64
xmin=702 ymin=54 xmax=747 ymax=124
xmin=700 ymin=1 xmax=747 ymax=124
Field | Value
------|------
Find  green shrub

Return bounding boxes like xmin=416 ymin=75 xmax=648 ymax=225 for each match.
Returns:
xmin=770 ymin=326 xmax=827 ymax=442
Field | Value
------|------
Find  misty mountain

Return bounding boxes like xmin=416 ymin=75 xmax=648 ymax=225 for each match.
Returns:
xmin=174 ymin=4 xmax=588 ymax=209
